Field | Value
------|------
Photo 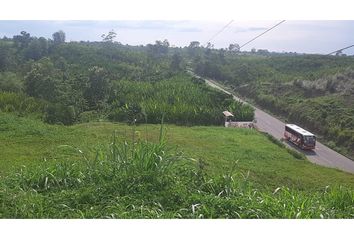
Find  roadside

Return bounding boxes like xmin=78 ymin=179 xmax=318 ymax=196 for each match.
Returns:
xmin=190 ymin=71 xmax=354 ymax=174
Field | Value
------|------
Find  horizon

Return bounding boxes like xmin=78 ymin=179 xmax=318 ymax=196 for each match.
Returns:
xmin=0 ymin=20 xmax=353 ymax=55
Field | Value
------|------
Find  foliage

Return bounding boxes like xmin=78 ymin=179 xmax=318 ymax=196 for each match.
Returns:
xmin=107 ymin=75 xmax=252 ymax=125
xmin=0 ymin=132 xmax=353 ymax=218
xmin=44 ymin=103 xmax=76 ymax=125
xmin=0 ymin=41 xmax=17 ymax=71
xmin=228 ymin=100 xmax=254 ymax=121
xmin=0 ymin=92 xmax=45 ymax=118
xmin=101 ymin=30 xmax=117 ymax=42
xmin=0 ymin=72 xmax=23 ymax=93
xmin=24 ymin=57 xmax=62 ymax=101
xmin=24 ymin=37 xmax=49 ymax=60
xmin=192 ymin=52 xmax=354 ymax=158
xmin=0 ymin=92 xmax=76 ymax=125
xmin=0 ymin=32 xmax=253 ymax=127
xmin=147 ymin=39 xmax=170 ymax=60
xmin=84 ymin=66 xmax=110 ymax=109
xmin=52 ymin=30 xmax=66 ymax=45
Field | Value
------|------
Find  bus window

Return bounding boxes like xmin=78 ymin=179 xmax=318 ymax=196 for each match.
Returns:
xmin=304 ymin=136 xmax=315 ymax=144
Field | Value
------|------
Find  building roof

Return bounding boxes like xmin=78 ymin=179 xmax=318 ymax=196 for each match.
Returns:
xmin=223 ymin=111 xmax=234 ymax=117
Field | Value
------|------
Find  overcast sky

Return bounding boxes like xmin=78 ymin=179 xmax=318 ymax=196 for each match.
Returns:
xmin=0 ymin=20 xmax=353 ymax=55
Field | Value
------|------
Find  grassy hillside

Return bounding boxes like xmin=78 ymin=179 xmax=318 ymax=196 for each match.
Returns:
xmin=1 ymin=113 xmax=354 ymax=218
xmin=193 ymin=53 xmax=354 ymax=159
xmin=1 ymin=113 xmax=354 ymax=189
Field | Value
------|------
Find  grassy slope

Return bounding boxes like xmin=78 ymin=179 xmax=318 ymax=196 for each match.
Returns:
xmin=195 ymin=54 xmax=354 ymax=159
xmin=1 ymin=113 xmax=354 ymax=192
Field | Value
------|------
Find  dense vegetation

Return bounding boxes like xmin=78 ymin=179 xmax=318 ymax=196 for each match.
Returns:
xmin=0 ymin=31 xmax=253 ymax=126
xmin=192 ymin=50 xmax=354 ymax=158
xmin=1 ymin=113 xmax=353 ymax=218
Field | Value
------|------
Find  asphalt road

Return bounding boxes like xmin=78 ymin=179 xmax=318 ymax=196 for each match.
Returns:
xmin=199 ymin=74 xmax=354 ymax=174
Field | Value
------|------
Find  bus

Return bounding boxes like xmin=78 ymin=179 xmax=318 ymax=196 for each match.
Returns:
xmin=284 ymin=124 xmax=316 ymax=150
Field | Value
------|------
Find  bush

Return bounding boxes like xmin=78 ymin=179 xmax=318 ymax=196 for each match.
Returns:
xmin=44 ymin=104 xmax=76 ymax=125
xmin=0 ymin=72 xmax=23 ymax=93
xmin=108 ymin=102 xmax=144 ymax=124
xmin=0 ymin=92 xmax=45 ymax=118
xmin=78 ymin=110 xmax=101 ymax=123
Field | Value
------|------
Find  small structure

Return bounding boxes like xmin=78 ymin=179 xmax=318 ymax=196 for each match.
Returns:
xmin=223 ymin=110 xmax=256 ymax=129
xmin=223 ymin=110 xmax=234 ymax=124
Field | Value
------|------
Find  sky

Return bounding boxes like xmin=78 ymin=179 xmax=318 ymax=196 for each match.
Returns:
xmin=0 ymin=20 xmax=353 ymax=55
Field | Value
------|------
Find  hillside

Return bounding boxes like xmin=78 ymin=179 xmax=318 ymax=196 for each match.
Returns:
xmin=1 ymin=113 xmax=354 ymax=218
xmin=193 ymin=52 xmax=354 ymax=159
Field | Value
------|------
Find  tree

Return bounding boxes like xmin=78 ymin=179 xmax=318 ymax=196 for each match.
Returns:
xmin=52 ymin=30 xmax=66 ymax=45
xmin=101 ymin=30 xmax=117 ymax=42
xmin=228 ymin=43 xmax=240 ymax=52
xmin=206 ymin=42 xmax=214 ymax=49
xmin=0 ymin=72 xmax=23 ymax=92
xmin=84 ymin=66 xmax=110 ymax=109
xmin=13 ymin=31 xmax=31 ymax=49
xmin=24 ymin=57 xmax=62 ymax=101
xmin=147 ymin=39 xmax=170 ymax=59
xmin=188 ymin=41 xmax=200 ymax=48
xmin=218 ymin=48 xmax=226 ymax=63
xmin=335 ymin=50 xmax=343 ymax=56
xmin=162 ymin=39 xmax=170 ymax=48
xmin=0 ymin=41 xmax=16 ymax=71
xmin=170 ymin=53 xmax=182 ymax=71
xmin=188 ymin=41 xmax=201 ymax=58
xmin=257 ymin=49 xmax=269 ymax=55
xmin=24 ymin=37 xmax=48 ymax=60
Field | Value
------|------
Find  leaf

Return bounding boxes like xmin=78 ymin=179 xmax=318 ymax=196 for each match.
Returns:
xmin=273 ymin=187 xmax=281 ymax=195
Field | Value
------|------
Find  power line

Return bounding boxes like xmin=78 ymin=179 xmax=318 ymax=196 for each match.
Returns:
xmin=327 ymin=44 xmax=354 ymax=55
xmin=239 ymin=20 xmax=286 ymax=50
xmin=204 ymin=20 xmax=234 ymax=47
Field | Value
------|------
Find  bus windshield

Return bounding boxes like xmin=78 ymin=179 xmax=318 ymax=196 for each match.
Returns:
xmin=304 ymin=136 xmax=315 ymax=144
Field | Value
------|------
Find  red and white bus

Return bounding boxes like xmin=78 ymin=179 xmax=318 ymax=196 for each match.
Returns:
xmin=284 ymin=124 xmax=316 ymax=150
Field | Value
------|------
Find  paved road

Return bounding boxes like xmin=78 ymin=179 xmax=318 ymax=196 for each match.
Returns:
xmin=197 ymin=74 xmax=354 ymax=174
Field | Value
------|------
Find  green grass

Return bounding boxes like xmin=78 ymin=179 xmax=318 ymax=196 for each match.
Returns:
xmin=1 ymin=112 xmax=354 ymax=192
xmin=1 ymin=114 xmax=353 ymax=218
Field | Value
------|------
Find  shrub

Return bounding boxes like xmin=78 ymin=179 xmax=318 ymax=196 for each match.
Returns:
xmin=0 ymin=72 xmax=23 ymax=93
xmin=44 ymin=103 xmax=76 ymax=125
xmin=0 ymin=92 xmax=45 ymax=118
xmin=78 ymin=110 xmax=101 ymax=123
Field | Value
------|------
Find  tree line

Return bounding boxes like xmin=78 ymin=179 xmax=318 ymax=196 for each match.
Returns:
xmin=0 ymin=31 xmax=254 ymax=126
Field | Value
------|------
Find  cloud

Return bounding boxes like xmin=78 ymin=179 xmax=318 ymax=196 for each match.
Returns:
xmin=112 ymin=20 xmax=202 ymax=32
xmin=234 ymin=27 xmax=268 ymax=33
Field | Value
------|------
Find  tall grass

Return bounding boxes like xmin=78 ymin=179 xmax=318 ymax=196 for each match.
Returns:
xmin=107 ymin=75 xmax=253 ymax=125
xmin=0 ymin=92 xmax=45 ymax=118
xmin=0 ymin=130 xmax=353 ymax=218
